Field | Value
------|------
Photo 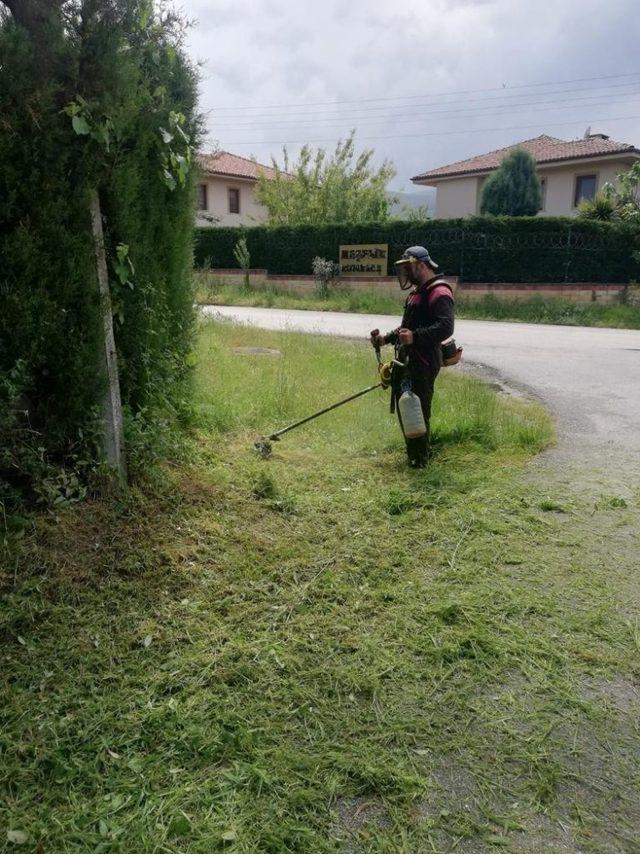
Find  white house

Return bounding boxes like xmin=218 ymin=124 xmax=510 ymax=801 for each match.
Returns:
xmin=411 ymin=132 xmax=640 ymax=219
xmin=196 ymin=151 xmax=277 ymax=227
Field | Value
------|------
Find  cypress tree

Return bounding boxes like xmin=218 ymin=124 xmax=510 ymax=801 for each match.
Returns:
xmin=480 ymin=148 xmax=543 ymax=216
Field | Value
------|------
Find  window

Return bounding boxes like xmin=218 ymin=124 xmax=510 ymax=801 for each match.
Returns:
xmin=197 ymin=183 xmax=208 ymax=211
xmin=228 ymin=187 xmax=240 ymax=214
xmin=539 ymin=177 xmax=547 ymax=211
xmin=574 ymin=174 xmax=597 ymax=207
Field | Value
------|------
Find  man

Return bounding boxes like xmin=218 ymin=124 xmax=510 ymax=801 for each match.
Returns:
xmin=370 ymin=246 xmax=455 ymax=468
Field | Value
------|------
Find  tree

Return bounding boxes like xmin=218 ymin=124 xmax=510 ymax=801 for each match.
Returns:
xmin=255 ymin=130 xmax=396 ymax=225
xmin=392 ymin=204 xmax=431 ymax=223
xmin=480 ymin=148 xmax=543 ymax=216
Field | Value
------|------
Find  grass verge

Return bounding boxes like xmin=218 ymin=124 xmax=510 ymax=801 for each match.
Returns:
xmin=195 ymin=278 xmax=640 ymax=329
xmin=2 ymin=322 xmax=639 ymax=852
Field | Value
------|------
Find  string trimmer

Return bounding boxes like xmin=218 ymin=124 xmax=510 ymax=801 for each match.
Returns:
xmin=254 ymin=335 xmax=400 ymax=458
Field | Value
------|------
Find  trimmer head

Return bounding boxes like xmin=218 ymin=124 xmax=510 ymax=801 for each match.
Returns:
xmin=254 ymin=436 xmax=277 ymax=458
xmin=254 ymin=438 xmax=272 ymax=458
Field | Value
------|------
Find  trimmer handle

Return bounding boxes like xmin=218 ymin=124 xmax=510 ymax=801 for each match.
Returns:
xmin=370 ymin=329 xmax=382 ymax=364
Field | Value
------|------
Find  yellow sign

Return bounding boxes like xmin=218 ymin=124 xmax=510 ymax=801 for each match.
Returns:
xmin=339 ymin=244 xmax=388 ymax=276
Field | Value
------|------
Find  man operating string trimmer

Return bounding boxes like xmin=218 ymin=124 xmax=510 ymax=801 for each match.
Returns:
xmin=255 ymin=244 xmax=460 ymax=460
xmin=370 ymin=245 xmax=457 ymax=469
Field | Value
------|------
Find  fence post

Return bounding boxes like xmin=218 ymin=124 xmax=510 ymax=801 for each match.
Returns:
xmin=89 ymin=189 xmax=127 ymax=484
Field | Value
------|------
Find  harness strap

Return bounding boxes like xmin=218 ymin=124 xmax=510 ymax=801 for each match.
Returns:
xmin=425 ymin=279 xmax=454 ymax=306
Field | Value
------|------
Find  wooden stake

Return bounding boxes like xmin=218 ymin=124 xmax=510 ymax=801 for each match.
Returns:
xmin=89 ymin=189 xmax=127 ymax=483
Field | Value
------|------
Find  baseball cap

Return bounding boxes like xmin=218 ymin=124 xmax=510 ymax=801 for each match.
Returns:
xmin=394 ymin=245 xmax=439 ymax=271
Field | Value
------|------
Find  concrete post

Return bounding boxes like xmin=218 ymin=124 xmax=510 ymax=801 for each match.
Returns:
xmin=89 ymin=189 xmax=127 ymax=483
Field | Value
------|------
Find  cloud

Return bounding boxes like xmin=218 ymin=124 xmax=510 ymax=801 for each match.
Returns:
xmin=183 ymin=0 xmax=640 ymax=189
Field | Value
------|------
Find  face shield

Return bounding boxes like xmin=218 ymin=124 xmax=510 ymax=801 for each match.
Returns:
xmin=395 ymin=259 xmax=417 ymax=290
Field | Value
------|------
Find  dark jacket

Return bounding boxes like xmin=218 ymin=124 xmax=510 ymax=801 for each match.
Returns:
xmin=384 ymin=277 xmax=455 ymax=378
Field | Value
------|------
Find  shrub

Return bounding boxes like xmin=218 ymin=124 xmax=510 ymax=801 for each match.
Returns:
xmin=577 ymin=191 xmax=617 ymax=222
xmin=233 ymin=236 xmax=251 ymax=292
xmin=578 ymin=163 xmax=640 ymax=225
xmin=312 ymin=256 xmax=340 ymax=298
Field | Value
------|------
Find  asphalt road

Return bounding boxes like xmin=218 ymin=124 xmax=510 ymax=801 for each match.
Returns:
xmin=203 ymin=305 xmax=640 ymax=454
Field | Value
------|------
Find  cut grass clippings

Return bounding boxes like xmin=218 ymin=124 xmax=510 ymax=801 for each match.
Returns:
xmin=195 ymin=277 xmax=640 ymax=330
xmin=1 ymin=321 xmax=640 ymax=852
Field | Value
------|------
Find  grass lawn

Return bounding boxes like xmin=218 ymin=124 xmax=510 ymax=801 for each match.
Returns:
xmin=2 ymin=322 xmax=639 ymax=852
xmin=195 ymin=278 xmax=640 ymax=330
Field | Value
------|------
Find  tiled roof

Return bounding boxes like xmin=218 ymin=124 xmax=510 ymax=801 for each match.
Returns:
xmin=198 ymin=150 xmax=279 ymax=181
xmin=412 ymin=134 xmax=640 ymax=182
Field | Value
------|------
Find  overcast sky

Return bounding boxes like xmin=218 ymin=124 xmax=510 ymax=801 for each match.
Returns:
xmin=182 ymin=0 xmax=640 ymax=197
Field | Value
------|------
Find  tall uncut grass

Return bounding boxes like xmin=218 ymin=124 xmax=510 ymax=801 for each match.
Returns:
xmin=195 ymin=319 xmax=553 ymax=456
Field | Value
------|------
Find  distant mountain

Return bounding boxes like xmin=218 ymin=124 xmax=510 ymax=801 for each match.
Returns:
xmin=388 ymin=188 xmax=436 ymax=218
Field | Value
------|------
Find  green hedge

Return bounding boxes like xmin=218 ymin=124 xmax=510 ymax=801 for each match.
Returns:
xmin=194 ymin=218 xmax=640 ymax=284
xmin=0 ymin=6 xmax=198 ymax=507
